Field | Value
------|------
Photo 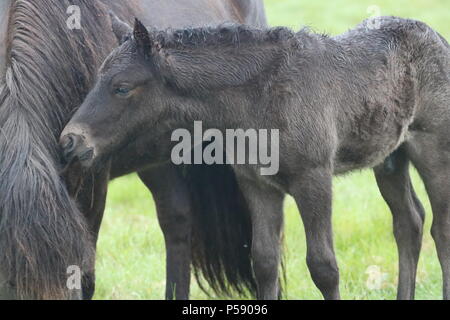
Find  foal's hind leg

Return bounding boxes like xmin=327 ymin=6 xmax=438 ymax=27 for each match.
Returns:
xmin=138 ymin=164 xmax=192 ymax=300
xmin=407 ymin=136 xmax=450 ymax=299
xmin=290 ymin=166 xmax=340 ymax=300
xmin=374 ymin=148 xmax=425 ymax=300
xmin=237 ymin=177 xmax=284 ymax=300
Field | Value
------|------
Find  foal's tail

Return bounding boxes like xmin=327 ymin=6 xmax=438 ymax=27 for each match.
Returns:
xmin=182 ymin=162 xmax=259 ymax=297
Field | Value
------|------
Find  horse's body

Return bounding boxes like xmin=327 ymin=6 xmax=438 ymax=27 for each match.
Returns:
xmin=0 ymin=0 xmax=266 ymax=300
xmin=62 ymin=17 xmax=450 ymax=299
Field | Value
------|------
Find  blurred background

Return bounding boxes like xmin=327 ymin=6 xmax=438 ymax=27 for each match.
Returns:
xmin=94 ymin=0 xmax=450 ymax=300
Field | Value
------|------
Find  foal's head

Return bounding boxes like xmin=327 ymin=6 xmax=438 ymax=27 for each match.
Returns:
xmin=61 ymin=15 xmax=292 ymax=168
xmin=60 ymin=17 xmax=165 ymax=168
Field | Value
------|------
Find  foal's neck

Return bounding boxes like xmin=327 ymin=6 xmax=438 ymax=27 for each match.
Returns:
xmin=153 ymin=25 xmax=295 ymax=94
xmin=153 ymin=27 xmax=299 ymax=131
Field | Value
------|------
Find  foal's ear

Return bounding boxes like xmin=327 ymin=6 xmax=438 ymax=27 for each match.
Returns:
xmin=109 ymin=11 xmax=132 ymax=45
xmin=133 ymin=18 xmax=152 ymax=58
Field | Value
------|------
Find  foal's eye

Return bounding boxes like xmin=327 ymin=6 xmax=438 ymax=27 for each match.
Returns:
xmin=114 ymin=87 xmax=131 ymax=96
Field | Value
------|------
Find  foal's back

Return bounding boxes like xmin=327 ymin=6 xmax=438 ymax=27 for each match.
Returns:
xmin=319 ymin=17 xmax=450 ymax=174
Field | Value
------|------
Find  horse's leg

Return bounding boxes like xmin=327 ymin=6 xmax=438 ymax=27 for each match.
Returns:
xmin=290 ymin=166 xmax=340 ymax=300
xmin=66 ymin=163 xmax=111 ymax=300
xmin=374 ymin=148 xmax=425 ymax=300
xmin=234 ymin=177 xmax=284 ymax=300
xmin=138 ymin=164 xmax=192 ymax=300
xmin=407 ymin=136 xmax=450 ymax=299
xmin=236 ymin=177 xmax=284 ymax=300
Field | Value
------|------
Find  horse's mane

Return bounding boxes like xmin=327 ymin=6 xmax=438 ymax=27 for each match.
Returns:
xmin=143 ymin=24 xmax=303 ymax=93
xmin=3 ymin=0 xmax=112 ymax=135
xmin=0 ymin=0 xmax=114 ymax=299
xmin=102 ymin=23 xmax=298 ymax=71
xmin=152 ymin=23 xmax=296 ymax=49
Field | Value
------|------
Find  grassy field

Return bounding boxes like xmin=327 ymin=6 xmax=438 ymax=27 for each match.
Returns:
xmin=93 ymin=0 xmax=450 ymax=300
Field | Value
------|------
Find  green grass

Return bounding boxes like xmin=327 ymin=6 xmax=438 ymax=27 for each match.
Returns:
xmin=94 ymin=0 xmax=449 ymax=300
xmin=265 ymin=0 xmax=449 ymax=38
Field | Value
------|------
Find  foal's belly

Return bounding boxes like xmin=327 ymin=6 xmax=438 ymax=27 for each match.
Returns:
xmin=334 ymin=113 xmax=413 ymax=175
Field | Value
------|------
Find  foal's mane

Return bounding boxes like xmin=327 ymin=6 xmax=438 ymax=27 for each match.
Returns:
xmin=0 ymin=0 xmax=114 ymax=299
xmin=152 ymin=23 xmax=296 ymax=49
xmin=144 ymin=24 xmax=300 ymax=93
xmin=102 ymin=23 xmax=301 ymax=94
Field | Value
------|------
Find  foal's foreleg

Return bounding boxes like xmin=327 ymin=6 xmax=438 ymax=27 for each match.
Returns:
xmin=237 ymin=177 xmax=284 ymax=300
xmin=290 ymin=166 xmax=340 ymax=300
xmin=67 ymin=163 xmax=110 ymax=300
xmin=374 ymin=149 xmax=424 ymax=300
xmin=138 ymin=165 xmax=192 ymax=300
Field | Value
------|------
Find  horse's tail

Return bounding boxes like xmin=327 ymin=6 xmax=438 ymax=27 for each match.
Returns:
xmin=182 ymin=162 xmax=258 ymax=297
xmin=0 ymin=0 xmax=98 ymax=299
xmin=0 ymin=101 xmax=94 ymax=299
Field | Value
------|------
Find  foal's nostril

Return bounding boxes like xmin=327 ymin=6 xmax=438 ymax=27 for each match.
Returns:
xmin=60 ymin=134 xmax=83 ymax=163
xmin=61 ymin=134 xmax=79 ymax=153
xmin=60 ymin=133 xmax=95 ymax=166
xmin=61 ymin=135 xmax=74 ymax=150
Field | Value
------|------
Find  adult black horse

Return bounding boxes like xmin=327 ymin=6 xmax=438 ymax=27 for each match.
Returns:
xmin=0 ymin=0 xmax=267 ymax=299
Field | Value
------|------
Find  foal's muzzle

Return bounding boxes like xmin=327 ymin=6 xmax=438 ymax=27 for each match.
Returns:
xmin=60 ymin=133 xmax=95 ymax=168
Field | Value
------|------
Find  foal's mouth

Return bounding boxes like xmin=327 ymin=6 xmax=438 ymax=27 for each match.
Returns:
xmin=77 ymin=148 xmax=95 ymax=162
